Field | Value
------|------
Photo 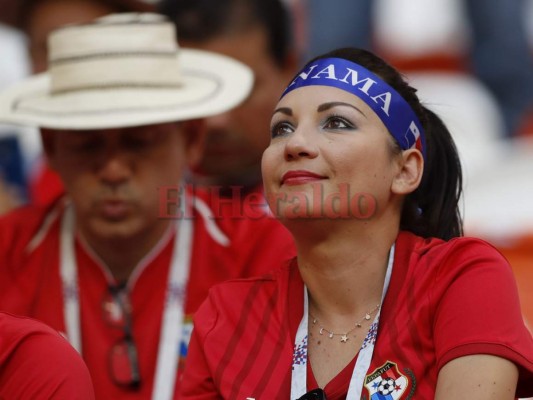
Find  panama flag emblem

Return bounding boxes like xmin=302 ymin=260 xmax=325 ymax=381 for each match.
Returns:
xmin=364 ymin=361 xmax=408 ymax=399
xmin=404 ymin=120 xmax=422 ymax=153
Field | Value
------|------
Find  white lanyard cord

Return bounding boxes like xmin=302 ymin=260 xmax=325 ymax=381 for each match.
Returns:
xmin=290 ymin=245 xmax=395 ymax=400
xmin=151 ymin=195 xmax=193 ymax=400
xmin=60 ymin=193 xmax=192 ymax=400
xmin=60 ymin=205 xmax=81 ymax=352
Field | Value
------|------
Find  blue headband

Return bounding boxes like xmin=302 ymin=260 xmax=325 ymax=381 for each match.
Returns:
xmin=281 ymin=57 xmax=426 ymax=157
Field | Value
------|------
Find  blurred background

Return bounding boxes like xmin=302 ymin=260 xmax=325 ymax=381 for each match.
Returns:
xmin=0 ymin=0 xmax=532 ymax=327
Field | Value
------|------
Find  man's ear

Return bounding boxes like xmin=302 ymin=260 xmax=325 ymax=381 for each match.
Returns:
xmin=40 ymin=128 xmax=59 ymax=171
xmin=182 ymin=119 xmax=206 ymax=169
xmin=391 ymin=149 xmax=424 ymax=195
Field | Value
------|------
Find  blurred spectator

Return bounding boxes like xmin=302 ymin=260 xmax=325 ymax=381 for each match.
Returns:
xmin=301 ymin=0 xmax=533 ymax=138
xmin=19 ymin=0 xmax=155 ymax=74
xmin=0 ymin=0 xmax=157 ymax=212
xmin=159 ymin=0 xmax=299 ymax=198
xmin=0 ymin=21 xmax=32 ymax=214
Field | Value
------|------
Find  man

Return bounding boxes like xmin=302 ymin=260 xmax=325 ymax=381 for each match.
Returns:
xmin=0 ymin=13 xmax=295 ymax=399
xmin=159 ymin=0 xmax=299 ymax=200
xmin=20 ymin=0 xmax=156 ymax=207
xmin=0 ymin=0 xmax=156 ymax=216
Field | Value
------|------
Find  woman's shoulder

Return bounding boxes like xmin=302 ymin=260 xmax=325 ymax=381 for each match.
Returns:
xmin=396 ymin=231 xmax=513 ymax=283
xmin=399 ymin=231 xmax=509 ymax=263
xmin=193 ymin=259 xmax=300 ymax=335
xmin=207 ymin=259 xmax=297 ymax=301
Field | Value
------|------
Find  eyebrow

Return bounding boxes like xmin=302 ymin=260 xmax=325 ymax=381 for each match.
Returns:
xmin=317 ymin=101 xmax=367 ymax=118
xmin=272 ymin=107 xmax=292 ymax=116
xmin=272 ymin=102 xmax=367 ymax=118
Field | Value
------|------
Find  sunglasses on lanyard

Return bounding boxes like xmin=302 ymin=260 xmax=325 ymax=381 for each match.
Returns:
xmin=297 ymin=388 xmax=327 ymax=400
xmin=102 ymin=283 xmax=142 ymax=389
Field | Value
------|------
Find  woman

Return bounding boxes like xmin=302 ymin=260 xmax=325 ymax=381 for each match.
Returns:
xmin=179 ymin=48 xmax=533 ymax=399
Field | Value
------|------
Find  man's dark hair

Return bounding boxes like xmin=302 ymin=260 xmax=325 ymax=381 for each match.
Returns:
xmin=159 ymin=0 xmax=292 ymax=66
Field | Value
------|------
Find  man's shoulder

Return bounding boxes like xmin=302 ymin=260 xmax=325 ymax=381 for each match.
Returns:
xmin=0 ymin=201 xmax=62 ymax=256
xmin=191 ymin=195 xmax=296 ymax=269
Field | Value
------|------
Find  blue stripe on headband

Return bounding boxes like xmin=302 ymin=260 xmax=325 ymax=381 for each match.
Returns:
xmin=281 ymin=57 xmax=426 ymax=157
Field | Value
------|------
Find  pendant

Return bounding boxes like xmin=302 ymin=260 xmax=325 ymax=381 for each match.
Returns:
xmin=340 ymin=334 xmax=348 ymax=343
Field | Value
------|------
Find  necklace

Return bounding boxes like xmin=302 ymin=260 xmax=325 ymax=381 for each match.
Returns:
xmin=309 ymin=303 xmax=381 ymax=343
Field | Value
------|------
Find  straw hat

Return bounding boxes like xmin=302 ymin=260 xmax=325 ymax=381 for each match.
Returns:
xmin=0 ymin=12 xmax=253 ymax=130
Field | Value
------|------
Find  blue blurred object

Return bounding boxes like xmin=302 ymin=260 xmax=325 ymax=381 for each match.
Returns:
xmin=0 ymin=134 xmax=28 ymax=201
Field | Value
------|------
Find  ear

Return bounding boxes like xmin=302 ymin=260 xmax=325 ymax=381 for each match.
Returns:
xmin=182 ymin=119 xmax=206 ymax=169
xmin=40 ymin=128 xmax=59 ymax=171
xmin=391 ymin=149 xmax=424 ymax=195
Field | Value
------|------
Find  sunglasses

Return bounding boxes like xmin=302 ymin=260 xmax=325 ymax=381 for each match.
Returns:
xmin=102 ymin=283 xmax=141 ymax=389
xmin=297 ymin=388 xmax=327 ymax=400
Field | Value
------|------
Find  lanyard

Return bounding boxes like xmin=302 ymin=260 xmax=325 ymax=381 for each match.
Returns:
xmin=60 ymin=193 xmax=193 ymax=400
xmin=290 ymin=245 xmax=395 ymax=400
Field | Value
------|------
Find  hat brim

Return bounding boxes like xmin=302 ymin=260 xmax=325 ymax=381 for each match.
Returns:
xmin=0 ymin=49 xmax=253 ymax=130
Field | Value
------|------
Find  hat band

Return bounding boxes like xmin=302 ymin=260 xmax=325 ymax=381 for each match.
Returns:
xmin=281 ymin=57 xmax=426 ymax=157
xmin=50 ymin=53 xmax=183 ymax=94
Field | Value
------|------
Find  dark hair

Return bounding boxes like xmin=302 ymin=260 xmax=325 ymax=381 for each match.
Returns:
xmin=158 ymin=0 xmax=292 ymax=66
xmin=310 ymin=48 xmax=464 ymax=241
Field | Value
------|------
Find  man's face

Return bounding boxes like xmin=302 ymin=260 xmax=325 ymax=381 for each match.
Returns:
xmin=43 ymin=122 xmax=203 ymax=242
xmin=181 ymin=26 xmax=296 ymax=186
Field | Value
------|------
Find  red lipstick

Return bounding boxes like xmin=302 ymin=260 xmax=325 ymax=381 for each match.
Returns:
xmin=281 ymin=170 xmax=326 ymax=186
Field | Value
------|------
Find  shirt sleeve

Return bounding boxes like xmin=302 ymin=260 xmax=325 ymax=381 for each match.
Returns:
xmin=178 ymin=294 xmax=222 ymax=399
xmin=0 ymin=313 xmax=95 ymax=399
xmin=432 ymin=239 xmax=533 ymax=396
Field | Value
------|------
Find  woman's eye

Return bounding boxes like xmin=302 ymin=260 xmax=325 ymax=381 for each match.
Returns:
xmin=323 ymin=116 xmax=354 ymax=130
xmin=270 ymin=121 xmax=293 ymax=138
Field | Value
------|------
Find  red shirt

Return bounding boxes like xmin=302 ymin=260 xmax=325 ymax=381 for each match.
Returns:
xmin=181 ymin=231 xmax=533 ymax=399
xmin=0 ymin=198 xmax=295 ymax=399
xmin=0 ymin=312 xmax=94 ymax=399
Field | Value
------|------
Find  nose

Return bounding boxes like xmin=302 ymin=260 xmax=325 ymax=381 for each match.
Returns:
xmin=97 ymin=149 xmax=131 ymax=188
xmin=284 ymin=128 xmax=319 ymax=161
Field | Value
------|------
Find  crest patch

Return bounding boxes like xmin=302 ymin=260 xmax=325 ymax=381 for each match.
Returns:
xmin=364 ymin=361 xmax=409 ymax=399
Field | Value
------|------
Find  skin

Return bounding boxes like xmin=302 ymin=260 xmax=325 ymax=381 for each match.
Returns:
xmin=42 ymin=122 xmax=204 ymax=282
xmin=436 ymin=355 xmax=518 ymax=399
xmin=180 ymin=25 xmax=297 ymax=189
xmin=262 ymin=86 xmax=419 ymax=232
xmin=262 ymin=84 xmax=519 ymax=397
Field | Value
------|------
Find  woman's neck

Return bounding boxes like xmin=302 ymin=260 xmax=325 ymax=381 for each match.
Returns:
xmin=293 ymin=219 xmax=398 ymax=317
